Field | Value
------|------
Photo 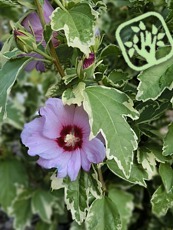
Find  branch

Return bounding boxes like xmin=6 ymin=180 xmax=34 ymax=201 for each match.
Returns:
xmin=34 ymin=0 xmax=65 ymax=77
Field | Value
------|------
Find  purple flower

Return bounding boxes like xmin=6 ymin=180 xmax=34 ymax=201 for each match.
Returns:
xmin=21 ymin=98 xmax=106 ymax=181
xmin=83 ymin=52 xmax=95 ymax=69
xmin=22 ymin=0 xmax=57 ymax=47
xmin=21 ymin=0 xmax=58 ymax=72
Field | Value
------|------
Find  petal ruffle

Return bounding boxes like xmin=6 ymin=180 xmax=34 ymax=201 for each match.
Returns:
xmin=21 ymin=117 xmax=62 ymax=159
xmin=84 ymin=138 xmax=106 ymax=164
xmin=73 ymin=106 xmax=90 ymax=139
xmin=21 ymin=117 xmax=43 ymax=145
xmin=40 ymin=98 xmax=75 ymax=139
xmin=67 ymin=149 xmax=81 ymax=181
xmin=80 ymin=149 xmax=91 ymax=171
xmin=37 ymin=152 xmax=72 ymax=173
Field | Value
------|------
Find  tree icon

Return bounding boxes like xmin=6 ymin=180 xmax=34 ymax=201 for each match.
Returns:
xmin=124 ymin=21 xmax=165 ymax=65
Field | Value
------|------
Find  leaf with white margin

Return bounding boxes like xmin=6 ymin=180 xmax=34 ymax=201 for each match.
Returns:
xmin=31 ymin=189 xmax=55 ymax=223
xmin=62 ymin=82 xmax=85 ymax=106
xmin=4 ymin=99 xmax=25 ymax=130
xmin=0 ymin=159 xmax=28 ymax=211
xmin=0 ymin=57 xmax=30 ymax=122
xmin=136 ymin=55 xmax=173 ymax=101
xmin=137 ymin=146 xmax=158 ymax=180
xmin=50 ymin=172 xmax=64 ymax=190
xmin=51 ymin=3 xmax=97 ymax=56
xmin=107 ymin=159 xmax=148 ymax=187
xmin=63 ymin=170 xmax=101 ymax=224
xmin=85 ymin=196 xmax=121 ymax=230
xmin=87 ymin=166 xmax=102 ymax=199
xmin=151 ymin=185 xmax=173 ymax=217
xmin=159 ymin=163 xmax=173 ymax=193
xmin=163 ymin=122 xmax=173 ymax=156
xmin=10 ymin=190 xmax=32 ymax=230
xmin=83 ymin=86 xmax=139 ymax=178
xmin=108 ymin=187 xmax=134 ymax=230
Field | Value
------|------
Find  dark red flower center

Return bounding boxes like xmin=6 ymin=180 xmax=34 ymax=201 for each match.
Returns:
xmin=56 ymin=125 xmax=83 ymax=151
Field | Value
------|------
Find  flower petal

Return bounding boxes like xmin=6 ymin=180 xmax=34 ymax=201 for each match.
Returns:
xmin=80 ymin=149 xmax=91 ymax=171
xmin=67 ymin=149 xmax=81 ymax=181
xmin=21 ymin=117 xmax=43 ymax=145
xmin=40 ymin=98 xmax=75 ymax=139
xmin=85 ymin=138 xmax=106 ymax=163
xmin=43 ymin=0 xmax=54 ymax=23
xmin=57 ymin=165 xmax=68 ymax=178
xmin=73 ymin=106 xmax=90 ymax=139
xmin=21 ymin=117 xmax=62 ymax=159
xmin=37 ymin=157 xmax=57 ymax=168
xmin=37 ymin=152 xmax=72 ymax=174
xmin=22 ymin=12 xmax=41 ymax=34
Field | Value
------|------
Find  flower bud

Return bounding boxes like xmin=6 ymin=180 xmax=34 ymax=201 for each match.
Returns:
xmin=14 ymin=29 xmax=37 ymax=53
xmin=80 ymin=53 xmax=95 ymax=79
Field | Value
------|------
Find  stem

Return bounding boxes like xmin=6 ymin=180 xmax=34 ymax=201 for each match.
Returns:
xmin=34 ymin=0 xmax=45 ymax=27
xmin=34 ymin=48 xmax=54 ymax=62
xmin=49 ymin=42 xmax=65 ymax=77
xmin=34 ymin=0 xmax=65 ymax=77
xmin=33 ymin=58 xmax=52 ymax=64
xmin=97 ymin=165 xmax=107 ymax=193
xmin=54 ymin=0 xmax=68 ymax=12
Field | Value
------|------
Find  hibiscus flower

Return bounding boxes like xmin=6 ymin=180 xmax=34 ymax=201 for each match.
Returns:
xmin=21 ymin=98 xmax=106 ymax=181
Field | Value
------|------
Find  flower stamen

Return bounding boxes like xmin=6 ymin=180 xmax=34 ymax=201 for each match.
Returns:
xmin=64 ymin=133 xmax=80 ymax=147
xmin=56 ymin=125 xmax=83 ymax=151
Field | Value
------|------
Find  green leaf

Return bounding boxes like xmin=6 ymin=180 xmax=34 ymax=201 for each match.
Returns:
xmin=11 ymin=190 xmax=32 ymax=230
xmin=0 ymin=36 xmax=15 ymax=68
xmin=4 ymin=99 xmax=25 ymax=129
xmin=64 ymin=171 xmax=90 ymax=224
xmin=63 ymin=68 xmax=77 ymax=85
xmin=83 ymin=86 xmax=139 ymax=178
xmin=62 ymin=82 xmax=85 ymax=106
xmin=100 ymin=44 xmax=121 ymax=59
xmin=86 ymin=196 xmax=121 ymax=230
xmin=108 ymin=187 xmax=134 ymax=230
xmin=137 ymin=146 xmax=158 ymax=180
xmin=35 ymin=221 xmax=57 ymax=230
xmin=151 ymin=185 xmax=173 ymax=217
xmin=107 ymin=70 xmax=130 ymax=87
xmin=86 ymin=166 xmax=103 ymax=199
xmin=17 ymin=0 xmax=35 ymax=9
xmin=31 ymin=189 xmax=55 ymax=223
xmin=0 ymin=58 xmax=30 ymax=122
xmin=70 ymin=221 xmax=85 ymax=230
xmin=159 ymin=163 xmax=173 ymax=193
xmin=142 ymin=144 xmax=168 ymax=163
xmin=136 ymin=100 xmax=170 ymax=124
xmin=0 ymin=159 xmax=28 ymax=211
xmin=63 ymin=169 xmax=102 ymax=224
xmin=163 ymin=123 xmax=173 ymax=156
xmin=51 ymin=3 xmax=97 ymax=55
xmin=107 ymin=159 xmax=148 ymax=187
xmin=136 ymin=56 xmax=173 ymax=101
